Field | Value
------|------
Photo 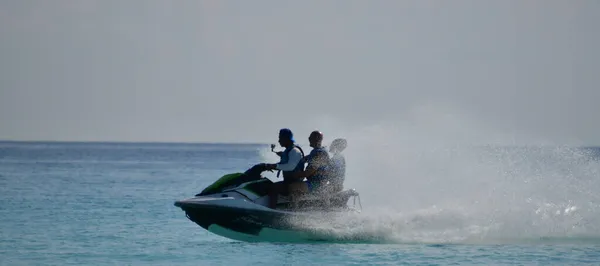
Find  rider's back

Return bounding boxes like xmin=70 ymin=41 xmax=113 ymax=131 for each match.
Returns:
xmin=328 ymin=153 xmax=345 ymax=192
xmin=327 ymin=138 xmax=347 ymax=193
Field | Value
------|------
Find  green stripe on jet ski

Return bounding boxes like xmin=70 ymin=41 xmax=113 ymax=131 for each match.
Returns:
xmin=201 ymin=173 xmax=244 ymax=195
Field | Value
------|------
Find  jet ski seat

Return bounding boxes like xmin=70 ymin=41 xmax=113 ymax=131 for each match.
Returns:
xmin=295 ymin=188 xmax=358 ymax=201
xmin=274 ymin=189 xmax=361 ymax=211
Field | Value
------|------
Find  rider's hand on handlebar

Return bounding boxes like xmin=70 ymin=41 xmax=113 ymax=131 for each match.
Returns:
xmin=265 ymin=163 xmax=277 ymax=172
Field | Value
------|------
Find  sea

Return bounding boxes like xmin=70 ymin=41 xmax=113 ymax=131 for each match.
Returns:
xmin=2 ymin=141 xmax=600 ymax=265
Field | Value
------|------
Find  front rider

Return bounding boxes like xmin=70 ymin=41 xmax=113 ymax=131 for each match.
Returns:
xmin=265 ymin=128 xmax=304 ymax=209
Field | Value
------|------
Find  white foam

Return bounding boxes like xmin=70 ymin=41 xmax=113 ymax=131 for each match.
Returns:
xmin=260 ymin=104 xmax=600 ymax=244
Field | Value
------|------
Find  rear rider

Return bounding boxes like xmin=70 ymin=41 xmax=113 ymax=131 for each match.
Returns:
xmin=328 ymin=138 xmax=347 ymax=192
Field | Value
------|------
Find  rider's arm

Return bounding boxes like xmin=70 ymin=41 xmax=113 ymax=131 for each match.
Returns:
xmin=294 ymin=152 xmax=326 ymax=179
xmin=294 ymin=164 xmax=317 ymax=179
xmin=275 ymin=148 xmax=302 ymax=171
xmin=271 ymin=144 xmax=283 ymax=157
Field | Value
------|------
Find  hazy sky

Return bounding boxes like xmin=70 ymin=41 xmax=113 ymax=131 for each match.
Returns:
xmin=1 ymin=0 xmax=599 ymax=144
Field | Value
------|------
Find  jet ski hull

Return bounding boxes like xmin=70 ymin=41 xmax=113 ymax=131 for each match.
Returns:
xmin=174 ymin=196 xmax=359 ymax=242
xmin=176 ymin=199 xmax=296 ymax=233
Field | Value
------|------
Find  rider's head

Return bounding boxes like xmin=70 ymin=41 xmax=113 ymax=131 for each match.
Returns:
xmin=308 ymin=130 xmax=324 ymax=148
xmin=330 ymin=138 xmax=347 ymax=154
xmin=278 ymin=128 xmax=295 ymax=148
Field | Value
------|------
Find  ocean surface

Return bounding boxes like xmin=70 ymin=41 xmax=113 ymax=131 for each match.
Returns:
xmin=2 ymin=141 xmax=600 ymax=265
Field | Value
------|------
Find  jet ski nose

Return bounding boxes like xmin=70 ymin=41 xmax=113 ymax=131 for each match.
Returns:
xmin=174 ymin=200 xmax=188 ymax=208
xmin=174 ymin=198 xmax=198 ymax=208
xmin=174 ymin=196 xmax=237 ymax=210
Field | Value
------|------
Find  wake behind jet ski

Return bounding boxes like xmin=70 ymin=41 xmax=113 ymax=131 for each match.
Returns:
xmin=173 ymin=163 xmax=361 ymax=242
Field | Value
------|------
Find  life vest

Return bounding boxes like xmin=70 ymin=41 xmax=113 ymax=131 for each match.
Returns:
xmin=277 ymin=145 xmax=305 ymax=180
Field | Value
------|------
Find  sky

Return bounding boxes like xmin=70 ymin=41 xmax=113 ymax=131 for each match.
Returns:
xmin=1 ymin=0 xmax=599 ymax=145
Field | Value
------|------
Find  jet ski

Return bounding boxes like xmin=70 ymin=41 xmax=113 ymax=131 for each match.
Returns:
xmin=174 ymin=163 xmax=362 ymax=242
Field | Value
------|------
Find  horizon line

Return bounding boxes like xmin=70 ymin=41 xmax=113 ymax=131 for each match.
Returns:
xmin=0 ymin=139 xmax=269 ymax=145
xmin=0 ymin=139 xmax=599 ymax=148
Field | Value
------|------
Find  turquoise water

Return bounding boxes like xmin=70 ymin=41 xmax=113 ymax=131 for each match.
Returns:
xmin=2 ymin=142 xmax=600 ymax=265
